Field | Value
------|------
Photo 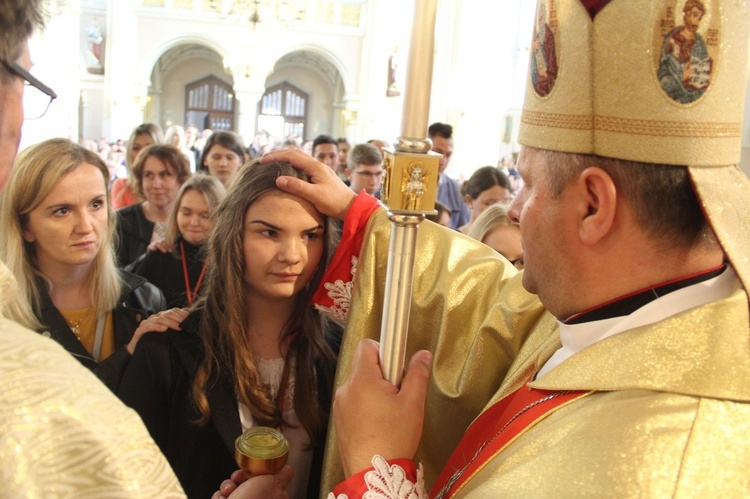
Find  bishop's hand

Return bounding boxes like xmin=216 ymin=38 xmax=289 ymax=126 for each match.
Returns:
xmin=333 ymin=339 xmax=433 ymax=477
xmin=261 ymin=149 xmax=356 ymax=221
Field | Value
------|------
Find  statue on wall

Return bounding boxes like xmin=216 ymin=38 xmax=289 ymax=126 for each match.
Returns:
xmin=387 ymin=46 xmax=402 ymax=97
xmin=86 ymin=27 xmax=104 ymax=75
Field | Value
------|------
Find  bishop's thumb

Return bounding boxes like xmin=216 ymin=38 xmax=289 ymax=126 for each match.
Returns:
xmin=399 ymin=350 xmax=433 ymax=404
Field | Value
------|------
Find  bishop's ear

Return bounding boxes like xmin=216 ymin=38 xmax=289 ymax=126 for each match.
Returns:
xmin=576 ymin=166 xmax=617 ymax=246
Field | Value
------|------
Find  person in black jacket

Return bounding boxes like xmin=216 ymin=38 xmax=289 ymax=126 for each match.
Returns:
xmin=0 ymin=138 xmax=169 ymax=391
xmin=129 ymin=173 xmax=225 ymax=308
xmin=118 ymin=160 xmax=338 ymax=498
xmin=115 ymin=144 xmax=190 ymax=267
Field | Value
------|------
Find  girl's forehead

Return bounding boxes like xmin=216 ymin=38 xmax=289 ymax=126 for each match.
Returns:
xmin=245 ymin=190 xmax=324 ymax=223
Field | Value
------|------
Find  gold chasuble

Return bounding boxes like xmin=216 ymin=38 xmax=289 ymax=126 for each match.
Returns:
xmin=448 ymin=285 xmax=750 ymax=497
xmin=320 ymin=205 xmax=750 ymax=496
xmin=320 ymin=207 xmax=548 ymax=493
xmin=320 ymin=0 xmax=750 ymax=495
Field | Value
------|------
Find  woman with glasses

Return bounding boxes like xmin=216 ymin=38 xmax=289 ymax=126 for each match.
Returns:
xmin=115 ymin=144 xmax=190 ymax=267
xmin=129 ymin=173 xmax=225 ymax=308
xmin=0 ymin=138 xmax=168 ymax=390
xmin=111 ymin=123 xmax=164 ymax=210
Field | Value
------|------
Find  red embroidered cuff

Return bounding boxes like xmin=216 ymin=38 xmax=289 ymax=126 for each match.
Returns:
xmin=313 ymin=193 xmax=381 ymax=308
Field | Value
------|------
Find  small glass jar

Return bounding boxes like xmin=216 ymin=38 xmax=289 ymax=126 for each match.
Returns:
xmin=234 ymin=426 xmax=290 ymax=475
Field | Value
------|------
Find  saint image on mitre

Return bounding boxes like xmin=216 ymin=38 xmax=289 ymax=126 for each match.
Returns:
xmin=657 ymin=0 xmax=713 ymax=103
xmin=530 ymin=1 xmax=558 ymax=97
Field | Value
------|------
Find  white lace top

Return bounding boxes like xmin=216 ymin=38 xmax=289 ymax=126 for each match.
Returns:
xmin=238 ymin=357 xmax=312 ymax=499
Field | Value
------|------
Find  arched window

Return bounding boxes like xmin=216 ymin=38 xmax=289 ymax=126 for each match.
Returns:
xmin=258 ymin=82 xmax=308 ymax=139
xmin=185 ymin=75 xmax=235 ymax=131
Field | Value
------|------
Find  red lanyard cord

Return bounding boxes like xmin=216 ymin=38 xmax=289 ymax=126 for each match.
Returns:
xmin=180 ymin=241 xmax=208 ymax=306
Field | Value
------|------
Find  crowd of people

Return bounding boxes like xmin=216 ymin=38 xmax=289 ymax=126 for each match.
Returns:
xmin=84 ymin=122 xmax=526 ymax=267
xmin=2 ymin=0 xmax=750 ymax=498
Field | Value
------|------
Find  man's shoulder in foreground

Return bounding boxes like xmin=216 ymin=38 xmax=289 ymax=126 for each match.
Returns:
xmin=0 ymin=317 xmax=185 ymax=497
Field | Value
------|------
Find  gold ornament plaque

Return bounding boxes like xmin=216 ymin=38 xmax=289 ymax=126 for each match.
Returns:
xmin=381 ymin=149 xmax=440 ymax=215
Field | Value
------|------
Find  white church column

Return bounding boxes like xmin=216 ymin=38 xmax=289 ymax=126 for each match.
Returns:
xmin=341 ymin=95 xmax=360 ymax=142
xmin=103 ymin=0 xmax=139 ymax=140
xmin=233 ymin=88 xmax=264 ymax=146
xmin=740 ymin=70 xmax=750 ymax=176
xmin=20 ymin=1 xmax=81 ymax=147
xmin=146 ymin=67 xmax=163 ymax=126
xmin=226 ymin=57 xmax=271 ymax=146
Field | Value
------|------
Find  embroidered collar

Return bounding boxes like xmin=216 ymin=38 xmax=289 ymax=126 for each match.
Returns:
xmin=537 ymin=265 xmax=738 ymax=379
xmin=565 ymin=264 xmax=725 ymax=324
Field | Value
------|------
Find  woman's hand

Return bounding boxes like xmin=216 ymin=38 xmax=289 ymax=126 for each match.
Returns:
xmin=211 ymin=467 xmax=293 ymax=499
xmin=260 ymin=149 xmax=357 ymax=221
xmin=147 ymin=238 xmax=171 ymax=253
xmin=126 ymin=308 xmax=189 ymax=355
xmin=334 ymin=339 xmax=433 ymax=477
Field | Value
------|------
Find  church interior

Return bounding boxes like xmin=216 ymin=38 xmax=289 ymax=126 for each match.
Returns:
xmin=23 ymin=0 xmax=750 ymax=180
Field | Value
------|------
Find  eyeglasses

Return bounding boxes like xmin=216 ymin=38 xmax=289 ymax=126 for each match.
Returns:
xmin=1 ymin=59 xmax=57 ymax=119
xmin=352 ymin=170 xmax=384 ymax=179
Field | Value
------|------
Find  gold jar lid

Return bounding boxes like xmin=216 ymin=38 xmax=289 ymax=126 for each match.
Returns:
xmin=234 ymin=426 xmax=289 ymax=475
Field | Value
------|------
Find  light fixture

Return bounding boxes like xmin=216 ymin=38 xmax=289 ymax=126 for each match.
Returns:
xmin=208 ymin=0 xmax=304 ymax=30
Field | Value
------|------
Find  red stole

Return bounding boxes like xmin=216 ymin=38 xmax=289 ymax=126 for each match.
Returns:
xmin=431 ymin=379 xmax=590 ymax=498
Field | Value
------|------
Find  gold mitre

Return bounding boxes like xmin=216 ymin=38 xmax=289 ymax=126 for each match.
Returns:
xmin=519 ymin=0 xmax=750 ymax=292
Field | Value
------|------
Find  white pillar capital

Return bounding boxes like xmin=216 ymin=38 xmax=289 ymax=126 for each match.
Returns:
xmin=232 ymin=88 xmax=265 ymax=146
xmin=224 ymin=54 xmax=272 ymax=144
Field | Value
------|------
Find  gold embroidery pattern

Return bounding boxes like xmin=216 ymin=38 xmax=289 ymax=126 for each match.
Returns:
xmin=521 ymin=110 xmax=741 ymax=137
xmin=0 ymin=319 xmax=184 ymax=496
xmin=521 ymin=110 xmax=593 ymax=130
xmin=595 ymin=115 xmax=741 ymax=137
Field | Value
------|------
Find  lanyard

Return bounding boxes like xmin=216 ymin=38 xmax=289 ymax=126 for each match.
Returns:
xmin=180 ymin=242 xmax=208 ymax=306
xmin=91 ymin=312 xmax=107 ymax=362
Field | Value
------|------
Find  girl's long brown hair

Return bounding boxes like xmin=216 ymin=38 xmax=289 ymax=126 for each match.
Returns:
xmin=192 ymin=159 xmax=337 ymax=446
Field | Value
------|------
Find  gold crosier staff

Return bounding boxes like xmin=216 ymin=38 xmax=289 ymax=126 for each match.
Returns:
xmin=379 ymin=0 xmax=441 ymax=386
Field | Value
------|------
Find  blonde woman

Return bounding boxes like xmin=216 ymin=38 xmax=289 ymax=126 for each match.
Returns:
xmin=129 ymin=174 xmax=225 ymax=308
xmin=466 ymin=202 xmax=523 ymax=269
xmin=165 ymin=124 xmax=197 ymax=173
xmin=0 ymin=138 xmax=167 ymax=390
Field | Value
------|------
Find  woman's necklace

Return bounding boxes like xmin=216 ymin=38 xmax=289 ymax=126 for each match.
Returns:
xmin=66 ymin=309 xmax=92 ymax=340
